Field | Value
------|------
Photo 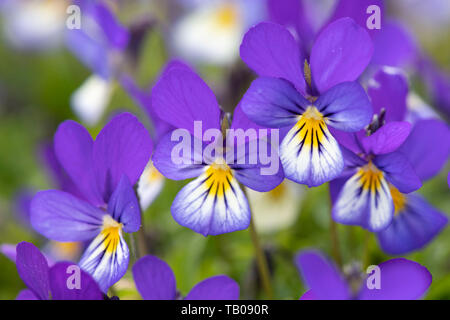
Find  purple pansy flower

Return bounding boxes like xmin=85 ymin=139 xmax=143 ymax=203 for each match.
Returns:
xmin=151 ymin=62 xmax=284 ymax=236
xmin=66 ymin=0 xmax=130 ymax=125
xmin=240 ymin=18 xmax=373 ymax=187
xmin=365 ymin=69 xmax=449 ymax=254
xmin=13 ymin=242 xmax=103 ymax=300
xmin=296 ymin=250 xmax=432 ymax=300
xmin=329 ymin=120 xmax=422 ymax=231
xmin=132 ymin=255 xmax=239 ymax=300
xmin=30 ymin=113 xmax=153 ymax=292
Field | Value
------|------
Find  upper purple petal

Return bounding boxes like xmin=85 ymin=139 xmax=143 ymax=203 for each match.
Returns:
xmin=396 ymin=119 xmax=450 ymax=181
xmin=152 ymin=130 xmax=207 ymax=181
xmin=132 ymin=255 xmax=176 ymax=300
xmin=93 ymin=112 xmax=153 ymax=202
xmin=89 ymin=1 xmax=129 ymax=50
xmin=368 ymin=68 xmax=408 ymax=122
xmin=373 ymin=152 xmax=422 ymax=193
xmin=327 ymin=0 xmax=384 ymax=39
xmin=295 ymin=250 xmax=351 ymax=300
xmin=315 ymin=81 xmax=372 ymax=132
xmin=229 ymin=138 xmax=284 ymax=192
xmin=54 ymin=120 xmax=103 ymax=206
xmin=15 ymin=242 xmax=50 ymax=300
xmin=358 ymin=258 xmax=432 ymax=300
xmin=151 ymin=67 xmax=221 ymax=138
xmin=240 ymin=22 xmax=307 ymax=94
xmin=31 ymin=190 xmax=104 ymax=242
xmin=185 ymin=275 xmax=240 ymax=300
xmin=49 ymin=262 xmax=103 ymax=300
xmin=65 ymin=29 xmax=111 ymax=79
xmin=310 ymin=17 xmax=373 ymax=93
xmin=361 ymin=122 xmax=411 ymax=155
xmin=240 ymin=77 xmax=310 ymax=128
xmin=371 ymin=20 xmax=418 ymax=68
xmin=107 ymin=175 xmax=141 ymax=233
xmin=267 ymin=0 xmax=314 ymax=54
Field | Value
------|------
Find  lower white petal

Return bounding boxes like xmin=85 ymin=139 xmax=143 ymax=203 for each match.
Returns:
xmin=333 ymin=163 xmax=394 ymax=231
xmin=171 ymin=162 xmax=250 ymax=236
xmin=281 ymin=108 xmax=344 ymax=187
xmin=79 ymin=215 xmax=129 ymax=293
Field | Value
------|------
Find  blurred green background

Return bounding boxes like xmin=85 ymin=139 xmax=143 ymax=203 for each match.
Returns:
xmin=0 ymin=1 xmax=449 ymax=300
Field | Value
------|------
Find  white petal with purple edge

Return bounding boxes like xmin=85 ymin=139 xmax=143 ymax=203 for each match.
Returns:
xmin=333 ymin=163 xmax=394 ymax=231
xmin=79 ymin=215 xmax=129 ymax=293
xmin=280 ymin=108 xmax=344 ymax=187
xmin=171 ymin=162 xmax=250 ymax=236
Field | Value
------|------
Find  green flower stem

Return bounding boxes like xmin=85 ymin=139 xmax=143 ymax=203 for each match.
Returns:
xmin=242 ymin=185 xmax=274 ymax=299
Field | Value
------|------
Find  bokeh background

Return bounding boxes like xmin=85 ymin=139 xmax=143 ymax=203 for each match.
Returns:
xmin=0 ymin=0 xmax=449 ymax=300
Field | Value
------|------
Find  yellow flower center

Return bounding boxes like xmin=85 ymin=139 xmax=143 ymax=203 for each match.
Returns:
xmin=205 ymin=159 xmax=233 ymax=197
xmin=356 ymin=161 xmax=384 ymax=193
xmin=214 ymin=3 xmax=239 ymax=28
xmin=389 ymin=185 xmax=407 ymax=215
xmin=268 ymin=182 xmax=286 ymax=201
xmin=101 ymin=215 xmax=123 ymax=254
xmin=292 ymin=106 xmax=327 ymax=148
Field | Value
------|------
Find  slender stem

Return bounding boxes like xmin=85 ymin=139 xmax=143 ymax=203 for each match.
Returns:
xmin=249 ymin=218 xmax=274 ymax=299
xmin=136 ymin=226 xmax=148 ymax=258
xmin=133 ymin=187 xmax=149 ymax=258
xmin=242 ymin=185 xmax=274 ymax=299
xmin=362 ymin=230 xmax=371 ymax=269
xmin=328 ymin=187 xmax=342 ymax=268
xmin=329 ymin=216 xmax=342 ymax=268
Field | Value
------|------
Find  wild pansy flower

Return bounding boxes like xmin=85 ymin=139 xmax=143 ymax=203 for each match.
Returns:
xmin=329 ymin=119 xmax=422 ymax=231
xmin=364 ymin=69 xmax=449 ymax=254
xmin=12 ymin=242 xmax=103 ymax=300
xmin=132 ymin=255 xmax=239 ymax=300
xmin=66 ymin=0 xmax=130 ymax=125
xmin=240 ymin=18 xmax=373 ymax=187
xmin=0 ymin=0 xmax=67 ymax=51
xmin=296 ymin=250 xmax=432 ymax=300
xmin=151 ymin=62 xmax=284 ymax=236
xmin=172 ymin=0 xmax=265 ymax=66
xmin=30 ymin=113 xmax=153 ymax=292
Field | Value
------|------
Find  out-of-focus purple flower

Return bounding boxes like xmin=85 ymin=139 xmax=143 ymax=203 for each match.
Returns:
xmin=66 ymin=0 xmax=130 ymax=125
xmin=240 ymin=18 xmax=373 ymax=187
xmin=365 ymin=69 xmax=449 ymax=254
xmin=12 ymin=242 xmax=103 ymax=300
xmin=151 ymin=61 xmax=284 ymax=236
xmin=296 ymin=250 xmax=432 ymax=300
xmin=417 ymin=57 xmax=450 ymax=120
xmin=268 ymin=0 xmax=383 ymax=57
xmin=30 ymin=113 xmax=153 ymax=292
xmin=132 ymin=255 xmax=239 ymax=300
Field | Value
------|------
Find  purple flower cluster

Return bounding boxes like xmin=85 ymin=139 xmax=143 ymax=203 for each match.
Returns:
xmin=2 ymin=0 xmax=448 ymax=301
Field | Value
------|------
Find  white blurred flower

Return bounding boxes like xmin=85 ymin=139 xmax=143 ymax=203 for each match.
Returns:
xmin=137 ymin=162 xmax=165 ymax=211
xmin=70 ymin=74 xmax=113 ymax=126
xmin=247 ymin=180 xmax=304 ymax=234
xmin=1 ymin=0 xmax=67 ymax=51
xmin=172 ymin=0 xmax=265 ymax=66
